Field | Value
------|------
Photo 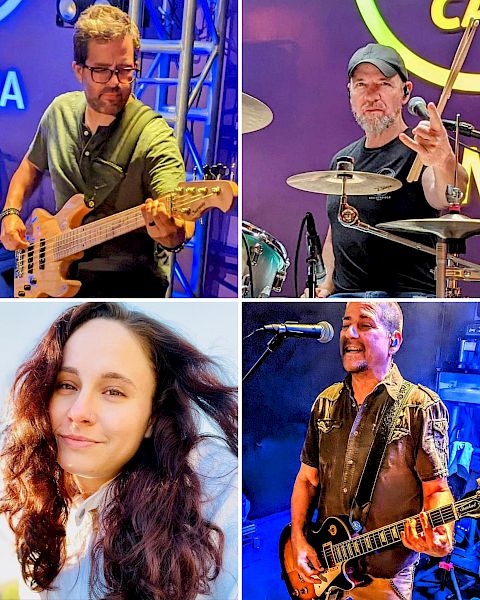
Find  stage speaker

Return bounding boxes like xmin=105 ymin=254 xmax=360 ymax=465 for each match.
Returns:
xmin=56 ymin=1 xmax=129 ymax=27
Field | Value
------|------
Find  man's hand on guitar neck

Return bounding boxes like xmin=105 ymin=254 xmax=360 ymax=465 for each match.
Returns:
xmin=401 ymin=478 xmax=454 ymax=557
xmin=401 ymin=512 xmax=453 ymax=557
xmin=141 ymin=197 xmax=194 ymax=249
xmin=1 ymin=214 xmax=29 ymax=250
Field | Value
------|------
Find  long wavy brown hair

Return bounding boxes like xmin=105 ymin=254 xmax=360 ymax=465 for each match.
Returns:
xmin=0 ymin=302 xmax=237 ymax=600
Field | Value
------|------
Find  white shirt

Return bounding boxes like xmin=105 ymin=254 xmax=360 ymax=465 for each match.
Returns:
xmin=3 ymin=435 xmax=237 ymax=600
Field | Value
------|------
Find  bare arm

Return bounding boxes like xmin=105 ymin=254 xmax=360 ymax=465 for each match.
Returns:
xmin=402 ymin=478 xmax=455 ymax=557
xmin=1 ymin=156 xmax=42 ymax=250
xmin=422 ymin=161 xmax=468 ymax=210
xmin=291 ymin=463 xmax=322 ymax=582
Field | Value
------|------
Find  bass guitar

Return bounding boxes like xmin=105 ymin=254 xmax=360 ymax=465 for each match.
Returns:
xmin=14 ymin=179 xmax=236 ymax=298
xmin=280 ymin=483 xmax=480 ymax=599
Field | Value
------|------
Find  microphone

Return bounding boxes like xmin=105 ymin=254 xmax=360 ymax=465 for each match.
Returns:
xmin=408 ymin=96 xmax=429 ymax=120
xmin=262 ymin=321 xmax=334 ymax=343
xmin=408 ymin=97 xmax=480 ymax=138
xmin=305 ymin=212 xmax=326 ymax=283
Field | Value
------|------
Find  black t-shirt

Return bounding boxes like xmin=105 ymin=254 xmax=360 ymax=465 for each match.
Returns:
xmin=326 ymin=132 xmax=439 ymax=295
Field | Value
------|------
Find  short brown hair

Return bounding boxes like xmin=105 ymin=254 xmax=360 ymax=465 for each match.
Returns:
xmin=73 ymin=5 xmax=140 ymax=64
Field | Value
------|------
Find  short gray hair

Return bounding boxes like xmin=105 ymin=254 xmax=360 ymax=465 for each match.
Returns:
xmin=376 ymin=302 xmax=403 ymax=335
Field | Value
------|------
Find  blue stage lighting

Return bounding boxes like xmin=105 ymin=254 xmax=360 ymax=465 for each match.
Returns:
xmin=56 ymin=0 xmax=129 ymax=27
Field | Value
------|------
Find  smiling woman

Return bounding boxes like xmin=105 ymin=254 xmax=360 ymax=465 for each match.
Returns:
xmin=0 ymin=302 xmax=238 ymax=600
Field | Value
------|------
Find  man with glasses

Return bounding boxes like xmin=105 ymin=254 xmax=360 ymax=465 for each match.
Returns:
xmin=0 ymin=5 xmax=191 ymax=297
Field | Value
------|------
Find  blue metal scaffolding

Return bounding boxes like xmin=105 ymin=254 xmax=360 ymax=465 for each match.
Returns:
xmin=129 ymin=0 xmax=237 ymax=297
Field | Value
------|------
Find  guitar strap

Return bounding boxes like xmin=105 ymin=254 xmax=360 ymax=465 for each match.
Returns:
xmin=349 ymin=377 xmax=415 ymax=526
xmin=85 ymin=98 xmax=163 ymax=208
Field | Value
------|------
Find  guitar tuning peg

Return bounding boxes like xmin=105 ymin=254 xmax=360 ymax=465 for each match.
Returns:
xmin=230 ymin=162 xmax=236 ymax=181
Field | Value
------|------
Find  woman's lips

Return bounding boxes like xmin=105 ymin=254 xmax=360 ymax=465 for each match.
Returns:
xmin=59 ymin=435 xmax=100 ymax=449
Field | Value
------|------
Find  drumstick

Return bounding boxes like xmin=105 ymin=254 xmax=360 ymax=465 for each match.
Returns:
xmin=406 ymin=18 xmax=479 ymax=182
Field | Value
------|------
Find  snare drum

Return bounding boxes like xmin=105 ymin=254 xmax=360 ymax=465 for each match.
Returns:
xmin=242 ymin=221 xmax=290 ymax=297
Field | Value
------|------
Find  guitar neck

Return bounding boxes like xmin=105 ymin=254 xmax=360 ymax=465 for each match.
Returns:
xmin=331 ymin=497 xmax=468 ymax=565
xmin=54 ymin=205 xmax=144 ymax=260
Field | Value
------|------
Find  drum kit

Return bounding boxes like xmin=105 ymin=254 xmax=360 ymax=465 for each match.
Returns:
xmin=242 ymin=93 xmax=480 ymax=298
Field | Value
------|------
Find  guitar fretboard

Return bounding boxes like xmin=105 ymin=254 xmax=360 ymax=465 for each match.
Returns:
xmin=54 ymin=205 xmax=144 ymax=260
xmin=326 ymin=495 xmax=476 ymax=566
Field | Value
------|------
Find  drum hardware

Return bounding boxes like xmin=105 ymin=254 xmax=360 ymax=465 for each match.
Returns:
xmin=287 ymin=148 xmax=480 ymax=297
xmin=379 ymin=114 xmax=480 ymax=297
xmin=242 ymin=93 xmax=274 ymax=134
xmin=249 ymin=242 xmax=263 ymax=266
xmin=286 ymin=163 xmax=402 ymax=196
xmin=242 ymin=221 xmax=290 ymax=298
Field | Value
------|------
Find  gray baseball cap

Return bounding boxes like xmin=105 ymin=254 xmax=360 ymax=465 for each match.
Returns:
xmin=348 ymin=43 xmax=408 ymax=81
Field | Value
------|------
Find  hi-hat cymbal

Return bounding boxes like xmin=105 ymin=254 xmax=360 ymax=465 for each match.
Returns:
xmin=286 ymin=170 xmax=402 ymax=196
xmin=242 ymin=93 xmax=273 ymax=134
xmin=378 ymin=213 xmax=480 ymax=240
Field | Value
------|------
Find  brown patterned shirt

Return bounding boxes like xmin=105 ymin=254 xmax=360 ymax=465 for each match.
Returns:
xmin=301 ymin=363 xmax=449 ymax=578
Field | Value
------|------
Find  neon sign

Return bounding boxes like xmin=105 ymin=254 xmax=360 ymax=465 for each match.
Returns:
xmin=354 ymin=0 xmax=480 ymax=92
xmin=0 ymin=0 xmax=24 ymax=22
xmin=0 ymin=2 xmax=27 ymax=110
xmin=0 ymin=70 xmax=26 ymax=109
xmin=431 ymin=0 xmax=480 ymax=31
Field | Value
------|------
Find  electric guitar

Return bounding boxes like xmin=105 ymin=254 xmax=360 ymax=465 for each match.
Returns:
xmin=280 ymin=484 xmax=480 ymax=599
xmin=14 ymin=179 xmax=237 ymax=298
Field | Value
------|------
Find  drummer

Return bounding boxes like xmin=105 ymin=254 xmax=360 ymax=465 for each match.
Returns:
xmin=311 ymin=43 xmax=467 ymax=298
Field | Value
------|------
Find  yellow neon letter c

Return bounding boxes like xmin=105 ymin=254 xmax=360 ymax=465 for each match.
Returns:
xmin=431 ymin=0 xmax=461 ymax=31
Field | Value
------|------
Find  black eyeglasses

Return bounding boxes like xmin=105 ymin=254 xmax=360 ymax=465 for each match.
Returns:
xmin=83 ymin=64 xmax=140 ymax=84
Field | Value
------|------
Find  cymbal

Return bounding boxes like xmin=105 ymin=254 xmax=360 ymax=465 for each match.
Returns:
xmin=242 ymin=93 xmax=273 ymax=134
xmin=378 ymin=213 xmax=480 ymax=240
xmin=286 ymin=170 xmax=402 ymax=195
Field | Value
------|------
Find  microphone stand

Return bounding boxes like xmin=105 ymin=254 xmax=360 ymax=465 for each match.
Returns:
xmin=306 ymin=233 xmax=317 ymax=299
xmin=242 ymin=333 xmax=286 ymax=382
xmin=443 ymin=119 xmax=480 ymax=139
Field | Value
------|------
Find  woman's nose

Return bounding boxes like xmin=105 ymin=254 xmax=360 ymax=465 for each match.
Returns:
xmin=66 ymin=390 xmax=97 ymax=425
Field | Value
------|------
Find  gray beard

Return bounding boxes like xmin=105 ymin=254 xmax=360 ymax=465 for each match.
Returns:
xmin=354 ymin=112 xmax=396 ymax=136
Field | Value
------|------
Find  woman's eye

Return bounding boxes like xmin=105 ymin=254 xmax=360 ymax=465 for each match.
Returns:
xmin=56 ymin=382 xmax=76 ymax=391
xmin=105 ymin=388 xmax=125 ymax=397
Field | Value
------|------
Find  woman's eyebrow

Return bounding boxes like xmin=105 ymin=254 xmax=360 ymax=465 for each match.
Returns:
xmin=58 ymin=366 xmax=78 ymax=375
xmin=58 ymin=367 xmax=136 ymax=389
xmin=101 ymin=372 xmax=137 ymax=388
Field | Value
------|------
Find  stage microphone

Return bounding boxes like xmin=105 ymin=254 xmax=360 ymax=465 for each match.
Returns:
xmin=407 ymin=97 xmax=480 ymax=137
xmin=305 ymin=212 xmax=326 ymax=283
xmin=262 ymin=321 xmax=334 ymax=343
xmin=408 ymin=96 xmax=429 ymax=120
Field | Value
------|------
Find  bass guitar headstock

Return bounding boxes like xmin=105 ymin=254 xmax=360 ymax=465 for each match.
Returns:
xmin=171 ymin=179 xmax=237 ymax=222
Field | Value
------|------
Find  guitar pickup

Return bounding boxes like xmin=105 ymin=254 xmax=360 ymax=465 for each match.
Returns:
xmin=39 ymin=239 xmax=46 ymax=270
